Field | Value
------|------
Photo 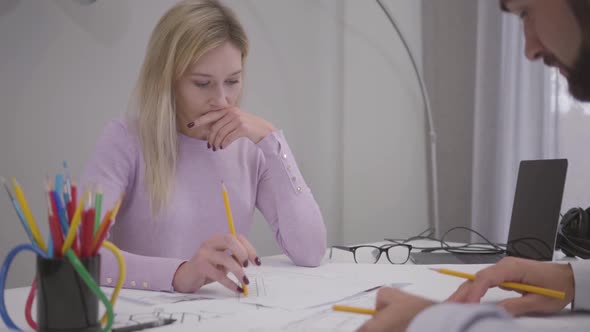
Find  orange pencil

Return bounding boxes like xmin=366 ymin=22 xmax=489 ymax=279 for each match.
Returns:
xmin=91 ymin=211 xmax=112 ymax=256
xmin=91 ymin=196 xmax=122 ymax=255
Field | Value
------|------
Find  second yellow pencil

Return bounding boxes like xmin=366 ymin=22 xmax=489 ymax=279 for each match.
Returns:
xmin=432 ymin=268 xmax=566 ymax=299
xmin=11 ymin=178 xmax=47 ymax=252
xmin=333 ymin=305 xmax=376 ymax=315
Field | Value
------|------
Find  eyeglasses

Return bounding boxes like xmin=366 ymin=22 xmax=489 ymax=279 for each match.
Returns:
xmin=330 ymin=244 xmax=412 ymax=264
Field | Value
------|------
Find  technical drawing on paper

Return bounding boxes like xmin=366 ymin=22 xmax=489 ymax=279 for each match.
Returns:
xmin=241 ymin=274 xmax=267 ymax=298
xmin=112 ymin=296 xmax=265 ymax=329
xmin=249 ymin=286 xmax=401 ymax=332
xmin=281 ymin=294 xmax=374 ymax=331
xmin=113 ymin=307 xmax=233 ymax=328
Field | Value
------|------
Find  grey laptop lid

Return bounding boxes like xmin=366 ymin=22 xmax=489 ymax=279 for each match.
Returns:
xmin=504 ymin=159 xmax=568 ymax=260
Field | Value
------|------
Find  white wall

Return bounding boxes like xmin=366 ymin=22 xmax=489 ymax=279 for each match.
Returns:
xmin=422 ymin=0 xmax=478 ymax=242
xmin=0 ymin=0 xmax=426 ymax=287
xmin=342 ymin=0 xmax=428 ymax=244
xmin=230 ymin=0 xmax=345 ymax=260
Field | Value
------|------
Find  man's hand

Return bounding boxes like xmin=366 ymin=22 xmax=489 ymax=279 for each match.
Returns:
xmin=358 ymin=288 xmax=435 ymax=332
xmin=447 ymin=257 xmax=575 ymax=316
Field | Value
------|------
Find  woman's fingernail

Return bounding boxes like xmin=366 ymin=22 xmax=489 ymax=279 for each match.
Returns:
xmin=187 ymin=122 xmax=195 ymax=129
xmin=243 ymin=260 xmax=249 ymax=268
xmin=213 ymin=146 xmax=217 ymax=152
xmin=255 ymin=257 xmax=261 ymax=266
xmin=237 ymin=286 xmax=244 ymax=293
xmin=207 ymin=143 xmax=211 ymax=149
xmin=243 ymin=276 xmax=250 ymax=285
xmin=220 ymin=145 xmax=223 ymax=150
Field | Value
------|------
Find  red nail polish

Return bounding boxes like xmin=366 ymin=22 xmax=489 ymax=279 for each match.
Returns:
xmin=243 ymin=260 xmax=248 ymax=268
xmin=213 ymin=146 xmax=217 ymax=152
xmin=207 ymin=143 xmax=211 ymax=149
xmin=237 ymin=286 xmax=244 ymax=293
xmin=187 ymin=122 xmax=195 ymax=129
xmin=255 ymin=257 xmax=261 ymax=266
xmin=243 ymin=276 xmax=250 ymax=285
xmin=220 ymin=145 xmax=223 ymax=150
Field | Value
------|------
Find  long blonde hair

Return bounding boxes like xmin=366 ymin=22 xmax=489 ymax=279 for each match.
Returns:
xmin=132 ymin=0 xmax=249 ymax=215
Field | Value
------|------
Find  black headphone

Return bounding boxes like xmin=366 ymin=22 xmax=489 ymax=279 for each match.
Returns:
xmin=556 ymin=207 xmax=590 ymax=259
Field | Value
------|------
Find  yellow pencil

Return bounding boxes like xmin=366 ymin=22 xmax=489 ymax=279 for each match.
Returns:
xmin=110 ymin=195 xmax=124 ymax=220
xmin=333 ymin=305 xmax=376 ymax=315
xmin=432 ymin=268 xmax=566 ymax=299
xmin=11 ymin=178 xmax=47 ymax=252
xmin=221 ymin=182 xmax=248 ymax=296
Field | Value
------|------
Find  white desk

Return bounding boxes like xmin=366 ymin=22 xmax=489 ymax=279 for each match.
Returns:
xmin=3 ymin=240 xmax=590 ymax=331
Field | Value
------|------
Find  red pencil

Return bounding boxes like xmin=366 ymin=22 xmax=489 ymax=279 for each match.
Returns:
xmin=45 ymin=180 xmax=63 ymax=257
xmin=80 ymin=210 xmax=87 ymax=257
xmin=90 ymin=209 xmax=96 ymax=251
xmin=61 ymin=182 xmax=80 ymax=255
xmin=69 ymin=183 xmax=77 ymax=224
xmin=83 ymin=208 xmax=95 ymax=257
xmin=48 ymin=192 xmax=59 ymax=220
xmin=48 ymin=214 xmax=63 ymax=257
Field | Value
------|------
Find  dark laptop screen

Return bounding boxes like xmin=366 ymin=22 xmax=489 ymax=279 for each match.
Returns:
xmin=506 ymin=159 xmax=568 ymax=260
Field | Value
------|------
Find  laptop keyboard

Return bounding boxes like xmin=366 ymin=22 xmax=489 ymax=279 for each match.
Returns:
xmin=410 ymin=252 xmax=505 ymax=264
xmin=456 ymin=254 xmax=504 ymax=264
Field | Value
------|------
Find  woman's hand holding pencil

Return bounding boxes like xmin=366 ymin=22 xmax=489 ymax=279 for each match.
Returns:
xmin=171 ymin=233 xmax=260 ymax=294
xmin=171 ymin=182 xmax=261 ymax=294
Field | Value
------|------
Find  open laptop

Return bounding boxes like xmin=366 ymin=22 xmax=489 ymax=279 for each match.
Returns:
xmin=411 ymin=159 xmax=568 ymax=264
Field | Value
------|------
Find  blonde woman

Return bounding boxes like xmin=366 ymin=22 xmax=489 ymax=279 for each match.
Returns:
xmin=82 ymin=0 xmax=326 ymax=294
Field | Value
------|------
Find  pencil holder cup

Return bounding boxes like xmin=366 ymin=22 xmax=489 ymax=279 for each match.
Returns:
xmin=36 ymin=255 xmax=101 ymax=332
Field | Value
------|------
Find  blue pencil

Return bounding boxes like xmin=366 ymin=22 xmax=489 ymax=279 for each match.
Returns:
xmin=63 ymin=161 xmax=72 ymax=203
xmin=52 ymin=190 xmax=70 ymax=236
xmin=47 ymin=234 xmax=54 ymax=259
xmin=55 ymin=174 xmax=65 ymax=207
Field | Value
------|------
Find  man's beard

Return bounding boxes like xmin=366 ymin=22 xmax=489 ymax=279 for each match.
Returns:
xmin=567 ymin=40 xmax=590 ymax=102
